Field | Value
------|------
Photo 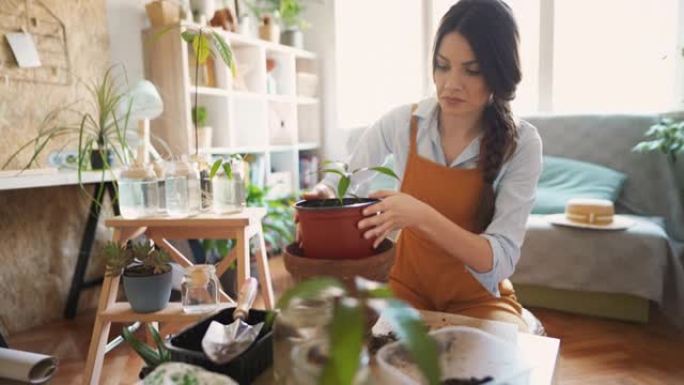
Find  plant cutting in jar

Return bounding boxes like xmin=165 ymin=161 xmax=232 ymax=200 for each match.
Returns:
xmin=270 ymin=276 xmax=441 ymax=385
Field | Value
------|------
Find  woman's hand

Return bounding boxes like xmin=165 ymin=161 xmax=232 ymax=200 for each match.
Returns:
xmin=295 ymin=184 xmax=336 ymax=245
xmin=358 ymin=190 xmax=433 ymax=248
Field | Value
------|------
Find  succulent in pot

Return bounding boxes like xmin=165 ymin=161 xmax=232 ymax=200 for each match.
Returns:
xmin=295 ymin=161 xmax=399 ymax=259
xmin=102 ymin=240 xmax=173 ymax=313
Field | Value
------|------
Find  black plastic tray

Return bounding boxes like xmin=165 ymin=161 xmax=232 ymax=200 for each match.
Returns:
xmin=165 ymin=308 xmax=273 ymax=385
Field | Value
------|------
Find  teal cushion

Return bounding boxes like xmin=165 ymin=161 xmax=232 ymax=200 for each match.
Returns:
xmin=532 ymin=156 xmax=627 ymax=214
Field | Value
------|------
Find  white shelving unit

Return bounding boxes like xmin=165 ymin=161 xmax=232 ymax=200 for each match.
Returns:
xmin=142 ymin=22 xmax=322 ymax=196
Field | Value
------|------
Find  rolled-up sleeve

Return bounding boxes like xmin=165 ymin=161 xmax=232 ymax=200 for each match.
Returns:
xmin=467 ymin=124 xmax=543 ymax=296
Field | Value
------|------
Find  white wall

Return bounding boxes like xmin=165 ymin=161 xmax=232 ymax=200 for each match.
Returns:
xmin=106 ymin=0 xmax=148 ymax=82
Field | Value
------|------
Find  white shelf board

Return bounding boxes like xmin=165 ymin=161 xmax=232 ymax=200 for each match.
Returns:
xmin=297 ymin=97 xmax=319 ymax=105
xmin=267 ymin=94 xmax=297 ymax=103
xmin=268 ymin=144 xmax=298 ymax=152
xmin=0 ymin=169 xmax=114 ymax=191
xmin=205 ymin=146 xmax=268 ymax=154
xmin=189 ymin=86 xmax=230 ymax=97
xmin=298 ymin=142 xmax=320 ymax=151
xmin=180 ymin=22 xmax=317 ymax=59
xmin=231 ymin=90 xmax=265 ymax=101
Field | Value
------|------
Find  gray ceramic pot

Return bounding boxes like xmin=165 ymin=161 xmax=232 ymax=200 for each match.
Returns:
xmin=281 ymin=29 xmax=303 ymax=49
xmin=123 ymin=269 xmax=173 ymax=313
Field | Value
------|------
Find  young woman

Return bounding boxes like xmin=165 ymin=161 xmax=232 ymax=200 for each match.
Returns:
xmin=304 ymin=0 xmax=542 ymax=330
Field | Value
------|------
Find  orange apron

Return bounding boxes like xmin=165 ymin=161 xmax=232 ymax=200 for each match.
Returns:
xmin=388 ymin=107 xmax=527 ymax=331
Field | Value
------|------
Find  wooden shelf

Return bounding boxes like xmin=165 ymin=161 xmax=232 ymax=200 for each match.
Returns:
xmin=297 ymin=96 xmax=319 ymax=105
xmin=190 ymin=86 xmax=230 ymax=97
xmin=100 ymin=302 xmax=234 ymax=323
xmin=298 ymin=142 xmax=320 ymax=151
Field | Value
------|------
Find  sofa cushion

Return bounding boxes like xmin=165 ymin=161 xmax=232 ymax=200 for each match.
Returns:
xmin=532 ymin=156 xmax=627 ymax=214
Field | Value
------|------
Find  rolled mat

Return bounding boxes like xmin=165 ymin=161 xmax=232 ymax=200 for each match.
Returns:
xmin=0 ymin=348 xmax=57 ymax=384
xmin=284 ymin=240 xmax=395 ymax=287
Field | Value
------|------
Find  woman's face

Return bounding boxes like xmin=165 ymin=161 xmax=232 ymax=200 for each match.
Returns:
xmin=434 ymin=32 xmax=491 ymax=118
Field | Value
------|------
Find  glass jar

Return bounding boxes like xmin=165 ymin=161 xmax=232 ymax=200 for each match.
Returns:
xmin=152 ymin=160 xmax=166 ymax=213
xmin=191 ymin=153 xmax=213 ymax=212
xmin=273 ymin=297 xmax=334 ymax=385
xmin=117 ymin=164 xmax=159 ymax=219
xmin=181 ymin=264 xmax=219 ymax=313
xmin=165 ymin=158 xmax=201 ymax=217
xmin=290 ymin=338 xmax=371 ymax=385
xmin=211 ymin=158 xmax=246 ymax=214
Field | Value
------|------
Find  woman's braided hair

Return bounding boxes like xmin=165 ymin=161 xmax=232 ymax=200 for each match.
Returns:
xmin=433 ymin=0 xmax=521 ymax=231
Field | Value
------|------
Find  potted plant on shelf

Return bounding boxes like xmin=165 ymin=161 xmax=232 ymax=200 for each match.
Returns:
xmin=271 ymin=276 xmax=441 ymax=385
xmin=208 ymin=154 xmax=247 ymax=214
xmin=278 ymin=0 xmax=309 ymax=48
xmin=102 ymin=240 xmax=173 ymax=313
xmin=295 ymin=161 xmax=399 ymax=260
xmin=2 ymin=66 xmax=139 ymax=175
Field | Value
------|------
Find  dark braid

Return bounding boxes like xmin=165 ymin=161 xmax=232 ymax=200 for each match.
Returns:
xmin=475 ymin=98 xmax=518 ymax=231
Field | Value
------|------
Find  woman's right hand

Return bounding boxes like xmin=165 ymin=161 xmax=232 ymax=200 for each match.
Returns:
xmin=296 ymin=184 xmax=336 ymax=245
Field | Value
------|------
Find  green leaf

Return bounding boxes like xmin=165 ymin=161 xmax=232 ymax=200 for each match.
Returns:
xmin=192 ymin=34 xmax=211 ymax=65
xmin=320 ymin=299 xmax=364 ymax=385
xmin=383 ymin=299 xmax=441 ymax=385
xmin=369 ymin=166 xmax=400 ymax=180
xmin=180 ymin=30 xmax=196 ymax=43
xmin=222 ymin=163 xmax=233 ymax=180
xmin=122 ymin=325 xmax=162 ymax=367
xmin=210 ymin=31 xmax=237 ymax=78
xmin=338 ymin=176 xmax=350 ymax=199
xmin=209 ymin=159 xmax=222 ymax=179
xmin=275 ymin=277 xmax=346 ymax=311
xmin=147 ymin=324 xmax=170 ymax=363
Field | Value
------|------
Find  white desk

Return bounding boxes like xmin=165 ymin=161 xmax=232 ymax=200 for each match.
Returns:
xmin=0 ymin=169 xmax=113 ymax=190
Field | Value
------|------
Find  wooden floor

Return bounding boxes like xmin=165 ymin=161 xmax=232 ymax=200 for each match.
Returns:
xmin=6 ymin=256 xmax=684 ymax=385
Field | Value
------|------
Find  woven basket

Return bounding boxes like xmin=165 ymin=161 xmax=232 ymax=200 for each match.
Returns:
xmin=283 ymin=240 xmax=395 ymax=288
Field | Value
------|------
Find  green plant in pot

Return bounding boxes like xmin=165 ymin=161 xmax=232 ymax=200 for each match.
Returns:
xmin=103 ymin=240 xmax=173 ymax=313
xmin=192 ymin=105 xmax=213 ymax=151
xmin=2 ymin=66 xmax=138 ymax=175
xmin=278 ymin=0 xmax=309 ymax=48
xmin=270 ymin=276 xmax=440 ymax=385
xmin=121 ymin=323 xmax=171 ymax=379
xmin=295 ymin=161 xmax=399 ymax=260
xmin=209 ymin=154 xmax=247 ymax=214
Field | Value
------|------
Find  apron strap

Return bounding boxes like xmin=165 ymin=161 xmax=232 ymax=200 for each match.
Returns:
xmin=409 ymin=104 xmax=419 ymax=155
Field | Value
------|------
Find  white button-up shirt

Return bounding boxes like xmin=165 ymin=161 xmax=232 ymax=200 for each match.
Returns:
xmin=322 ymin=97 xmax=543 ymax=296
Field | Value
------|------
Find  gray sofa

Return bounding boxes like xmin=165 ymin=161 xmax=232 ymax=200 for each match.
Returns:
xmin=343 ymin=113 xmax=684 ymax=325
xmin=513 ymin=114 xmax=684 ymax=325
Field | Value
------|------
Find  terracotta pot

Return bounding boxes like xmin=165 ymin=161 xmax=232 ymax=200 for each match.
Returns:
xmin=295 ymin=198 xmax=380 ymax=259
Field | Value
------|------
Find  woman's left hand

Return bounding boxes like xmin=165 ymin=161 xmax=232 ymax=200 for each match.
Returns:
xmin=358 ymin=190 xmax=432 ymax=248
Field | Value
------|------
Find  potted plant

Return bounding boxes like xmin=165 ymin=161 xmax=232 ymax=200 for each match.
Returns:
xmin=192 ymin=105 xmax=212 ymax=150
xmin=2 ymin=66 xmax=138 ymax=175
xmin=102 ymin=240 xmax=173 ymax=313
xmin=278 ymin=0 xmax=310 ymax=48
xmin=121 ymin=323 xmax=171 ymax=379
xmin=295 ymin=161 xmax=399 ymax=259
xmin=271 ymin=276 xmax=441 ymax=385
xmin=633 ymin=117 xmax=684 ymax=164
xmin=208 ymin=154 xmax=247 ymax=213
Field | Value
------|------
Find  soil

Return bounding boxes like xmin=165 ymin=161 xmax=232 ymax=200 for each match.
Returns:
xmin=367 ymin=332 xmax=398 ymax=355
xmin=306 ymin=345 xmax=329 ymax=366
xmin=296 ymin=198 xmax=378 ymax=208
xmin=441 ymin=377 xmax=494 ymax=385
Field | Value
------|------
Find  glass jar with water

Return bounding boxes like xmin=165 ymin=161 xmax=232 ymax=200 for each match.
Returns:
xmin=181 ymin=264 xmax=219 ymax=313
xmin=212 ymin=157 xmax=246 ymax=214
xmin=273 ymin=296 xmax=334 ymax=385
xmin=117 ymin=164 xmax=159 ymax=219
xmin=165 ymin=158 xmax=201 ymax=217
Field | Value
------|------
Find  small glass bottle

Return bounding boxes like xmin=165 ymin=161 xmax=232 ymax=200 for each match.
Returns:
xmin=212 ymin=158 xmax=246 ymax=214
xmin=181 ymin=264 xmax=219 ymax=313
xmin=117 ymin=164 xmax=159 ymax=219
xmin=165 ymin=158 xmax=201 ymax=217
xmin=152 ymin=159 xmax=166 ymax=213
